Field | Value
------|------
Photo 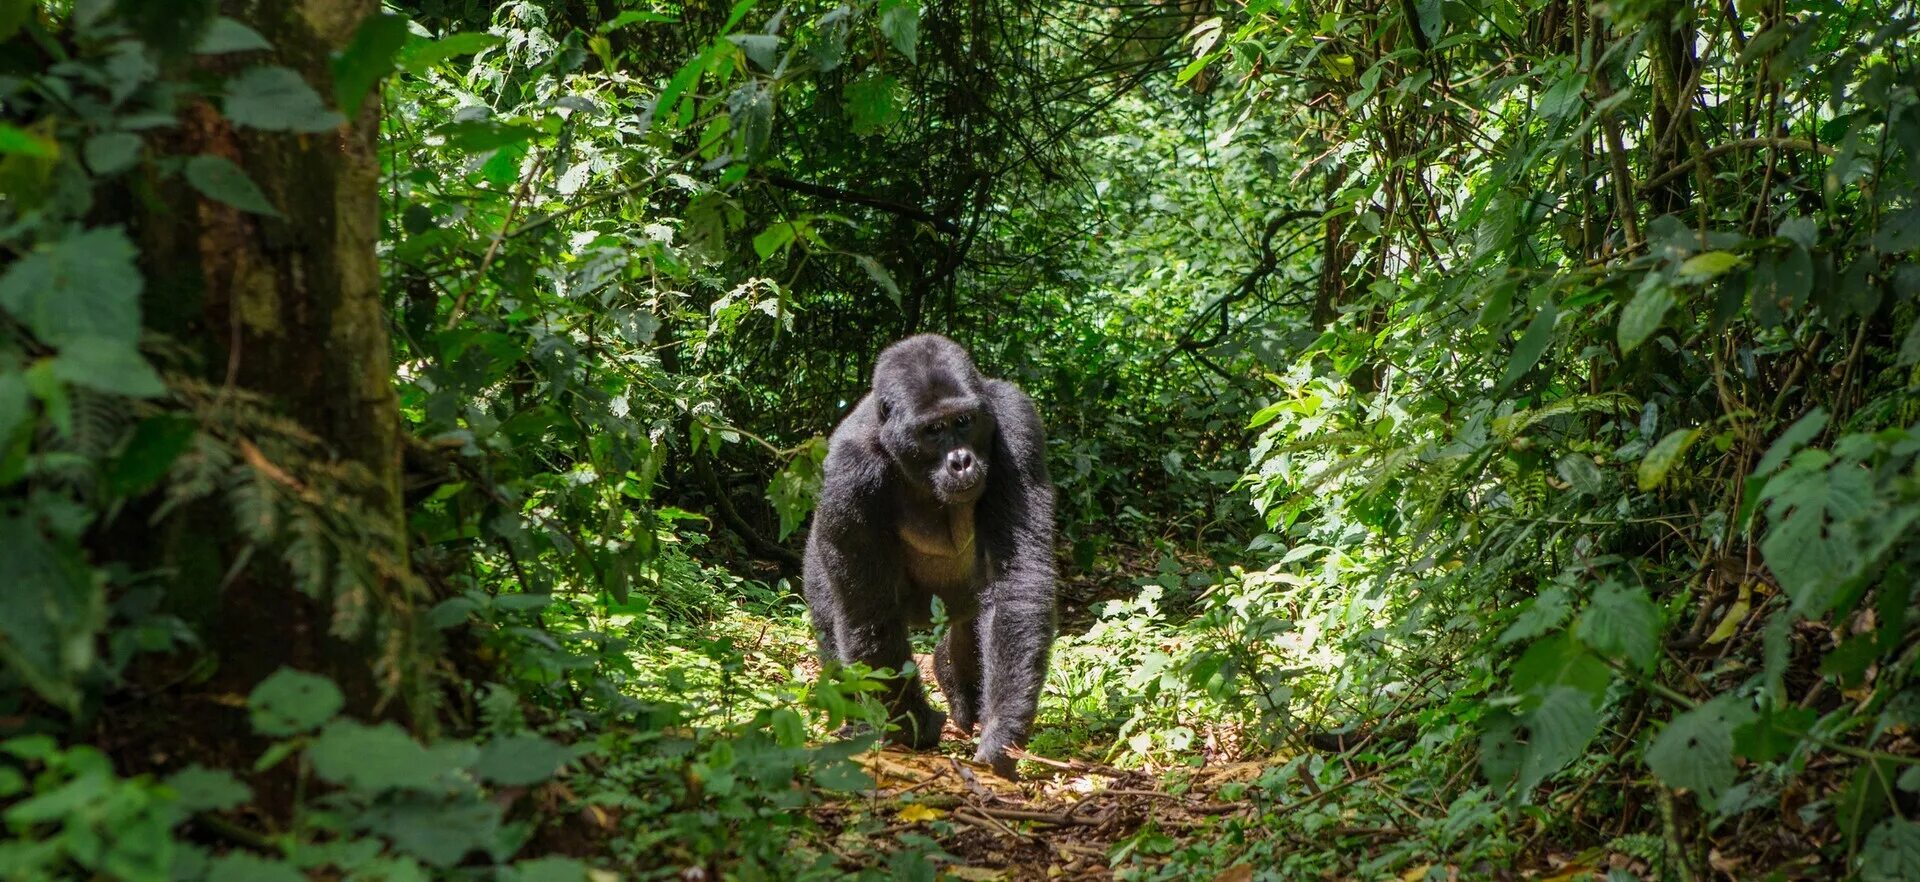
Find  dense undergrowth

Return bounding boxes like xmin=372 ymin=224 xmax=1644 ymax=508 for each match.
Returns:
xmin=4 ymin=0 xmax=1920 ymax=880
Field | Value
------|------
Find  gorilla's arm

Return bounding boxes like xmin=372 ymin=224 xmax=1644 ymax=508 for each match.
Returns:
xmin=974 ymin=379 xmax=1058 ymax=775
xmin=804 ymin=411 xmax=947 ymax=748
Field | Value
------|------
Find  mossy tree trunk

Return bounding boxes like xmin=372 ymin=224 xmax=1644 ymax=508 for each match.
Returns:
xmin=130 ymin=1 xmax=419 ymax=725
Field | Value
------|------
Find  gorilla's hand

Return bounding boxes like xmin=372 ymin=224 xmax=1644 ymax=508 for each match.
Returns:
xmin=891 ymin=704 xmax=947 ymax=750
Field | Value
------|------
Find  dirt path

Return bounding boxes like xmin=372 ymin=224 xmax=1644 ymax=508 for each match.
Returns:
xmin=816 ymin=743 xmax=1265 ymax=880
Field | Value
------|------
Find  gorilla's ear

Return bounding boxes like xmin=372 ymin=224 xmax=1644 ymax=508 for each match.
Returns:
xmin=877 ymin=398 xmax=892 ymax=423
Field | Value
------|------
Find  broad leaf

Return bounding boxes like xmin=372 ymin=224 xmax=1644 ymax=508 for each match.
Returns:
xmin=308 ymin=720 xmax=473 ymax=792
xmin=51 ymin=337 xmax=165 ymax=398
xmin=0 ymin=227 xmax=144 ymax=346
xmin=1644 ymin=696 xmax=1752 ymax=807
xmin=248 ymin=667 xmax=344 ymax=736
xmin=1760 ymin=462 xmax=1873 ymax=615
xmin=333 ymin=14 xmax=411 ymax=118
xmin=1575 ymin=581 xmax=1661 ymax=671
xmin=224 ymin=66 xmax=344 ymax=132
xmin=1517 ymin=686 xmax=1601 ymax=790
xmin=1637 ymin=427 xmax=1699 ymax=491
xmin=1496 ymin=299 xmax=1556 ymax=394
xmin=1860 ymin=818 xmax=1920 ymax=882
xmin=185 ymin=155 xmax=281 ymax=217
xmin=165 ymin=766 xmax=252 ymax=813
xmin=195 ymin=17 xmax=271 ymax=54
xmin=83 ymin=132 xmax=142 ymax=174
xmin=879 ymin=0 xmax=920 ymax=63
xmin=474 ymin=733 xmax=572 ymax=786
xmin=1618 ymin=280 xmax=1675 ymax=353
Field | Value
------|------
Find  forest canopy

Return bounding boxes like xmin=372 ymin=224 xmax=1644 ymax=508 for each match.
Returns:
xmin=2 ymin=0 xmax=1919 ymax=880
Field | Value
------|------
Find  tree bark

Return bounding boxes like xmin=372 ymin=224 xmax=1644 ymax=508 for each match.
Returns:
xmin=132 ymin=1 xmax=415 ymax=720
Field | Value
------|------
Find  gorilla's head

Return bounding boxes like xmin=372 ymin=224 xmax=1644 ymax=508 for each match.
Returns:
xmin=872 ymin=335 xmax=997 ymax=505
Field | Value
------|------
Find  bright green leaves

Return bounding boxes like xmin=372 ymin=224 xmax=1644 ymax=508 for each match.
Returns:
xmin=0 ymin=122 xmax=58 ymax=158
xmin=395 ymin=32 xmax=502 ymax=75
xmin=332 ymin=14 xmax=411 ymax=119
xmin=1637 ymin=427 xmax=1699 ymax=491
xmin=845 ymin=70 xmax=902 ymax=136
xmin=1643 ymin=695 xmax=1751 ymax=807
xmin=1537 ymin=72 xmax=1587 ymax=119
xmin=185 ymin=155 xmax=281 ymax=217
xmin=1575 ymin=582 xmax=1661 ymax=671
xmin=248 ymin=667 xmax=345 ymax=736
xmin=1490 ymin=581 xmax=1663 ymax=794
xmin=223 ymin=67 xmax=344 ymax=132
xmin=1617 ymin=279 xmax=1674 ymax=354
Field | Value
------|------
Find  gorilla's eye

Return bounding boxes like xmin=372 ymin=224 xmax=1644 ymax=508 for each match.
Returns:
xmin=953 ymin=414 xmax=972 ymax=431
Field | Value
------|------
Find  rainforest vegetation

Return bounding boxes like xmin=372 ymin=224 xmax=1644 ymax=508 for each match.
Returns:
xmin=3 ymin=0 xmax=1920 ymax=879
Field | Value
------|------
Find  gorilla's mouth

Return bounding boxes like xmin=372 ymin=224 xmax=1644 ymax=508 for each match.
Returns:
xmin=934 ymin=468 xmax=986 ymax=501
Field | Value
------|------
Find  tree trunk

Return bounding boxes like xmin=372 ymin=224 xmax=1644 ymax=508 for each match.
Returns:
xmin=131 ymin=1 xmax=417 ymax=722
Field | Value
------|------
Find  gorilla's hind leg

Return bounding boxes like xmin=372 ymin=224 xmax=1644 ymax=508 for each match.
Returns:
xmin=933 ymin=617 xmax=983 ymax=733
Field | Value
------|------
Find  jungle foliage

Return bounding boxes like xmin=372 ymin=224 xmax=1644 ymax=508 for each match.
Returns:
xmin=2 ymin=0 xmax=1919 ymax=880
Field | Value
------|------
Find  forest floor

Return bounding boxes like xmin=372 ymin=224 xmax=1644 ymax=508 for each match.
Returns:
xmin=818 ymin=741 xmax=1267 ymax=881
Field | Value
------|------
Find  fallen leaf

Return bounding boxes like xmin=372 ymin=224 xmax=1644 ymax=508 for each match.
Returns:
xmin=942 ymin=867 xmax=1005 ymax=881
xmin=1400 ymin=863 xmax=1433 ymax=881
xmin=897 ymin=803 xmax=946 ymax=823
xmin=1215 ymin=865 xmax=1253 ymax=882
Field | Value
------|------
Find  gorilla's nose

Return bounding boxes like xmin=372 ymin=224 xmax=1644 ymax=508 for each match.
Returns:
xmin=946 ymin=449 xmax=975 ymax=475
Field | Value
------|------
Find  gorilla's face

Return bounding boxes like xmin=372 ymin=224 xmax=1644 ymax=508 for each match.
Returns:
xmin=873 ymin=345 xmax=996 ymax=505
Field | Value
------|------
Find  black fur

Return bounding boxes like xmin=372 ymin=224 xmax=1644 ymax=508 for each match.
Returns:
xmin=803 ymin=334 xmax=1057 ymax=778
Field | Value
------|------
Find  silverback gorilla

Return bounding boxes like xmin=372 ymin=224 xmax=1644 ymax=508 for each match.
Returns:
xmin=803 ymin=334 xmax=1057 ymax=778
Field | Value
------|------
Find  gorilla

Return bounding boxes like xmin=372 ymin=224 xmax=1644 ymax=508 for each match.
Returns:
xmin=804 ymin=334 xmax=1057 ymax=778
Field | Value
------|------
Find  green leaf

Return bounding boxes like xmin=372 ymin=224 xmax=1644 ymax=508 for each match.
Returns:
xmin=813 ymin=758 xmax=874 ymax=792
xmin=0 ymin=372 xmax=28 ymax=442
xmin=51 ymin=338 xmax=165 ymax=398
xmin=185 ymin=155 xmax=281 ymax=217
xmin=1537 ymin=73 xmax=1586 ymax=119
xmin=1644 ymin=695 xmax=1752 ymax=807
xmin=1495 ymin=299 xmax=1556 ymax=394
xmin=0 ymin=227 xmax=144 ymax=347
xmin=248 ymin=667 xmax=344 ymax=736
xmin=0 ymin=515 xmax=98 ymax=711
xmin=223 ymin=66 xmax=345 ymax=132
xmin=879 ymin=0 xmax=920 ymax=63
xmin=1510 ymin=632 xmax=1609 ymax=705
xmin=1618 ymin=281 xmax=1675 ymax=354
xmin=195 ymin=16 xmax=271 ymax=54
xmin=1499 ymin=586 xmax=1570 ymax=645
xmin=1753 ymin=408 xmax=1827 ymax=475
xmin=364 ymin=797 xmax=502 ymax=867
xmin=165 ymin=766 xmax=252 ymax=813
xmin=105 ymin=415 xmax=197 ymax=496
xmin=83 ymin=132 xmax=142 ymax=174
xmin=1872 ymin=207 xmax=1920 ymax=254
xmin=1637 ymin=427 xmax=1700 ymax=491
xmin=438 ymin=120 xmax=538 ymax=152
xmin=845 ymin=70 xmax=901 ymax=136
xmin=309 ymin=721 xmax=476 ymax=792
xmin=1576 ymin=581 xmax=1661 ymax=671
xmin=1676 ymin=250 xmax=1743 ymax=281
xmin=1760 ymin=462 xmax=1873 ymax=615
xmin=333 ymin=13 xmax=410 ymax=119
xmin=851 ymin=254 xmax=901 ymax=306
xmin=1517 ymin=686 xmax=1601 ymax=790
xmin=473 ymin=733 xmax=572 ymax=786
xmin=753 ymin=222 xmax=799 ymax=260
xmin=1860 ymin=818 xmax=1920 ymax=882
xmin=0 ymin=122 xmax=58 ymax=158
xmin=396 ymin=32 xmax=503 ymax=75
xmin=208 ymin=854 xmax=305 ymax=882
xmin=503 ymin=857 xmax=592 ymax=882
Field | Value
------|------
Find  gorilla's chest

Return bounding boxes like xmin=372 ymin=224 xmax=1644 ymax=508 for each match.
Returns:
xmin=898 ymin=504 xmax=982 ymax=597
